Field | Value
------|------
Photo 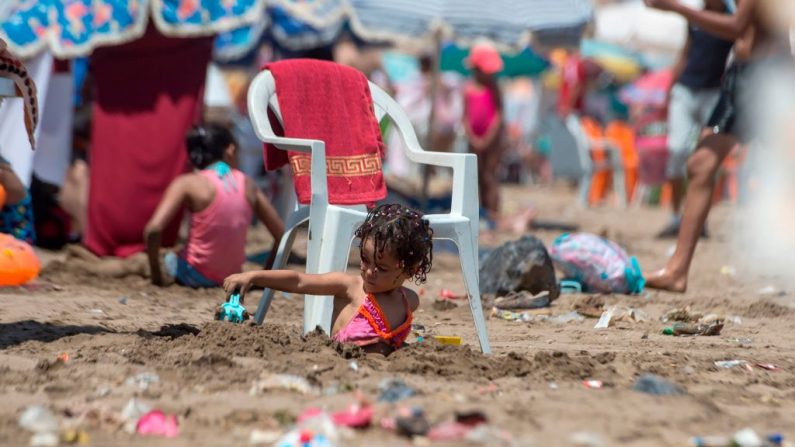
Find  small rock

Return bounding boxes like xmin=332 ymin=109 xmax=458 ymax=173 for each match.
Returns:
xmin=479 ymin=235 xmax=559 ymax=300
xmin=117 ymin=296 xmax=128 ymax=305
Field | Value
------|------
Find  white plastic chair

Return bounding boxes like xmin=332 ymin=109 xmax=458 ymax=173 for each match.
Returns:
xmin=246 ymin=69 xmax=491 ymax=354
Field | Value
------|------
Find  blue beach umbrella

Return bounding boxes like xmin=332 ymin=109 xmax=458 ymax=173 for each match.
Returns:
xmin=0 ymin=0 xmax=263 ymax=59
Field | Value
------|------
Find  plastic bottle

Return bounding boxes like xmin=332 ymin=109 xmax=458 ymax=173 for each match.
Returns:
xmin=662 ymin=322 xmax=723 ymax=336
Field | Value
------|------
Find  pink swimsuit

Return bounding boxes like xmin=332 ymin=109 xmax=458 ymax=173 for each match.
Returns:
xmin=333 ymin=292 xmax=413 ymax=349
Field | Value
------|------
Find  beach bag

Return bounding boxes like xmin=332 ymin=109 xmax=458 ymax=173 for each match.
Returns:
xmin=549 ymin=233 xmax=645 ymax=294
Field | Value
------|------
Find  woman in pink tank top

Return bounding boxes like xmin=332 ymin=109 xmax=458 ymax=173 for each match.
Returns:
xmin=144 ymin=124 xmax=284 ymax=288
xmin=463 ymin=43 xmax=505 ymax=223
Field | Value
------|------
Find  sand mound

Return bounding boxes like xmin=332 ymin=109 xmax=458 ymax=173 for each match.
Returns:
xmin=743 ymin=299 xmax=794 ymax=318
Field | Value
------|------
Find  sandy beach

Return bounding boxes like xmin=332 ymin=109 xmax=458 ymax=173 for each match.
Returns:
xmin=1 ymin=184 xmax=793 ymax=446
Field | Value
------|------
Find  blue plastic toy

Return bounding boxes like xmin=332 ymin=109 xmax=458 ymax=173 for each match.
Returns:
xmin=215 ymin=293 xmax=248 ymax=323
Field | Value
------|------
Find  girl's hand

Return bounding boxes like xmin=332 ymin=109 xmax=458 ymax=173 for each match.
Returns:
xmin=223 ymin=272 xmax=257 ymax=302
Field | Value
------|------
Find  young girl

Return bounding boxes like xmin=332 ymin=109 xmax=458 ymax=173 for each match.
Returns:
xmin=144 ymin=124 xmax=284 ymax=287
xmin=463 ymin=43 xmax=505 ymax=223
xmin=223 ymin=204 xmax=433 ymax=355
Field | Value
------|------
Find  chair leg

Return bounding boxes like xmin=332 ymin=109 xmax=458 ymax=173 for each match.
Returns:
xmin=304 ymin=209 xmax=364 ymax=334
xmin=253 ymin=217 xmax=304 ymax=325
xmin=632 ymin=184 xmax=647 ymax=208
xmin=613 ymin=168 xmax=627 ymax=208
xmin=455 ymin=233 xmax=492 ymax=354
xmin=578 ymin=172 xmax=592 ymax=207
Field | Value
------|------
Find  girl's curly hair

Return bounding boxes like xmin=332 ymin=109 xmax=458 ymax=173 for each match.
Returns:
xmin=355 ymin=204 xmax=433 ymax=284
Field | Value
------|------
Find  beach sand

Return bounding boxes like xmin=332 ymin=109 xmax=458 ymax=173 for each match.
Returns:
xmin=1 ymin=184 xmax=793 ymax=446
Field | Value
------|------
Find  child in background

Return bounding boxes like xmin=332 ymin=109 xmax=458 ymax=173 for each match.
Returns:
xmin=144 ymin=124 xmax=284 ymax=287
xmin=463 ymin=43 xmax=505 ymax=224
xmin=223 ymin=204 xmax=432 ymax=356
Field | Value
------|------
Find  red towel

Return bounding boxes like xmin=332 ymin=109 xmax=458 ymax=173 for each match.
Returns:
xmin=263 ymin=59 xmax=386 ymax=205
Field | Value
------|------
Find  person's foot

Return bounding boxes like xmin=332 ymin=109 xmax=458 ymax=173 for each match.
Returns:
xmin=644 ymin=269 xmax=687 ymax=293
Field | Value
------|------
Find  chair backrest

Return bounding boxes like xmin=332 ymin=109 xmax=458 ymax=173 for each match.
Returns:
xmin=248 ymin=68 xmax=478 ymax=219
xmin=249 ymin=70 xmax=429 ymax=167
xmin=249 ymin=70 xmax=430 ymax=155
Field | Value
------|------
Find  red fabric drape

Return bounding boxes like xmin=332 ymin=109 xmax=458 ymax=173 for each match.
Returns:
xmin=85 ymin=25 xmax=212 ymax=257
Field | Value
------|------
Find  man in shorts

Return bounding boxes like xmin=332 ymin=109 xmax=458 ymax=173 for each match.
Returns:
xmin=644 ymin=0 xmax=793 ymax=292
xmin=657 ymin=0 xmax=734 ymax=238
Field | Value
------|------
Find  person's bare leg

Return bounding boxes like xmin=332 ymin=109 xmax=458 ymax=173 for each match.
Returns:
xmin=646 ymin=133 xmax=736 ymax=292
xmin=670 ymin=177 xmax=687 ymax=215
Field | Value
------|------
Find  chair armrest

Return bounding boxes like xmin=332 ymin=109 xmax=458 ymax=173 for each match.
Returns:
xmin=259 ymin=135 xmax=315 ymax=154
xmin=410 ymin=150 xmax=479 ymax=220
xmin=405 ymin=148 xmax=466 ymax=169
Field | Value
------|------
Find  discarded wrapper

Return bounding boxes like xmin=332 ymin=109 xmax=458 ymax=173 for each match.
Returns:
xmin=582 ymin=380 xmax=603 ymax=389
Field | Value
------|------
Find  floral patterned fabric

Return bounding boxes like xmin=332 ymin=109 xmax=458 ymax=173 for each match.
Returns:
xmin=0 ymin=0 xmax=262 ymax=58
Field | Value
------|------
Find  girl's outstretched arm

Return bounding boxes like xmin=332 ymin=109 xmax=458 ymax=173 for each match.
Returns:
xmin=223 ymin=270 xmax=356 ymax=303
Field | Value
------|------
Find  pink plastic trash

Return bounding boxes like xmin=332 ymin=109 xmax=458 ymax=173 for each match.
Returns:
xmin=428 ymin=421 xmax=472 ymax=441
xmin=299 ymin=404 xmax=374 ymax=429
xmin=136 ymin=410 xmax=180 ymax=438
xmin=331 ymin=404 xmax=373 ymax=428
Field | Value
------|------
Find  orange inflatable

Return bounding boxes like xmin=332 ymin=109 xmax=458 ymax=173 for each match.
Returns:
xmin=0 ymin=233 xmax=40 ymax=286
xmin=0 ymin=184 xmax=6 ymax=208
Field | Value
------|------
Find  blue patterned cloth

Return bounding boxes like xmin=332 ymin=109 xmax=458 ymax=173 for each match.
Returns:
xmin=0 ymin=193 xmax=36 ymax=245
xmin=0 ymin=0 xmax=260 ymax=58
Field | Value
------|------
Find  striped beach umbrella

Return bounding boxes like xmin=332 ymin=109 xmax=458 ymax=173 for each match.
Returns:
xmin=275 ymin=0 xmax=593 ymax=49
